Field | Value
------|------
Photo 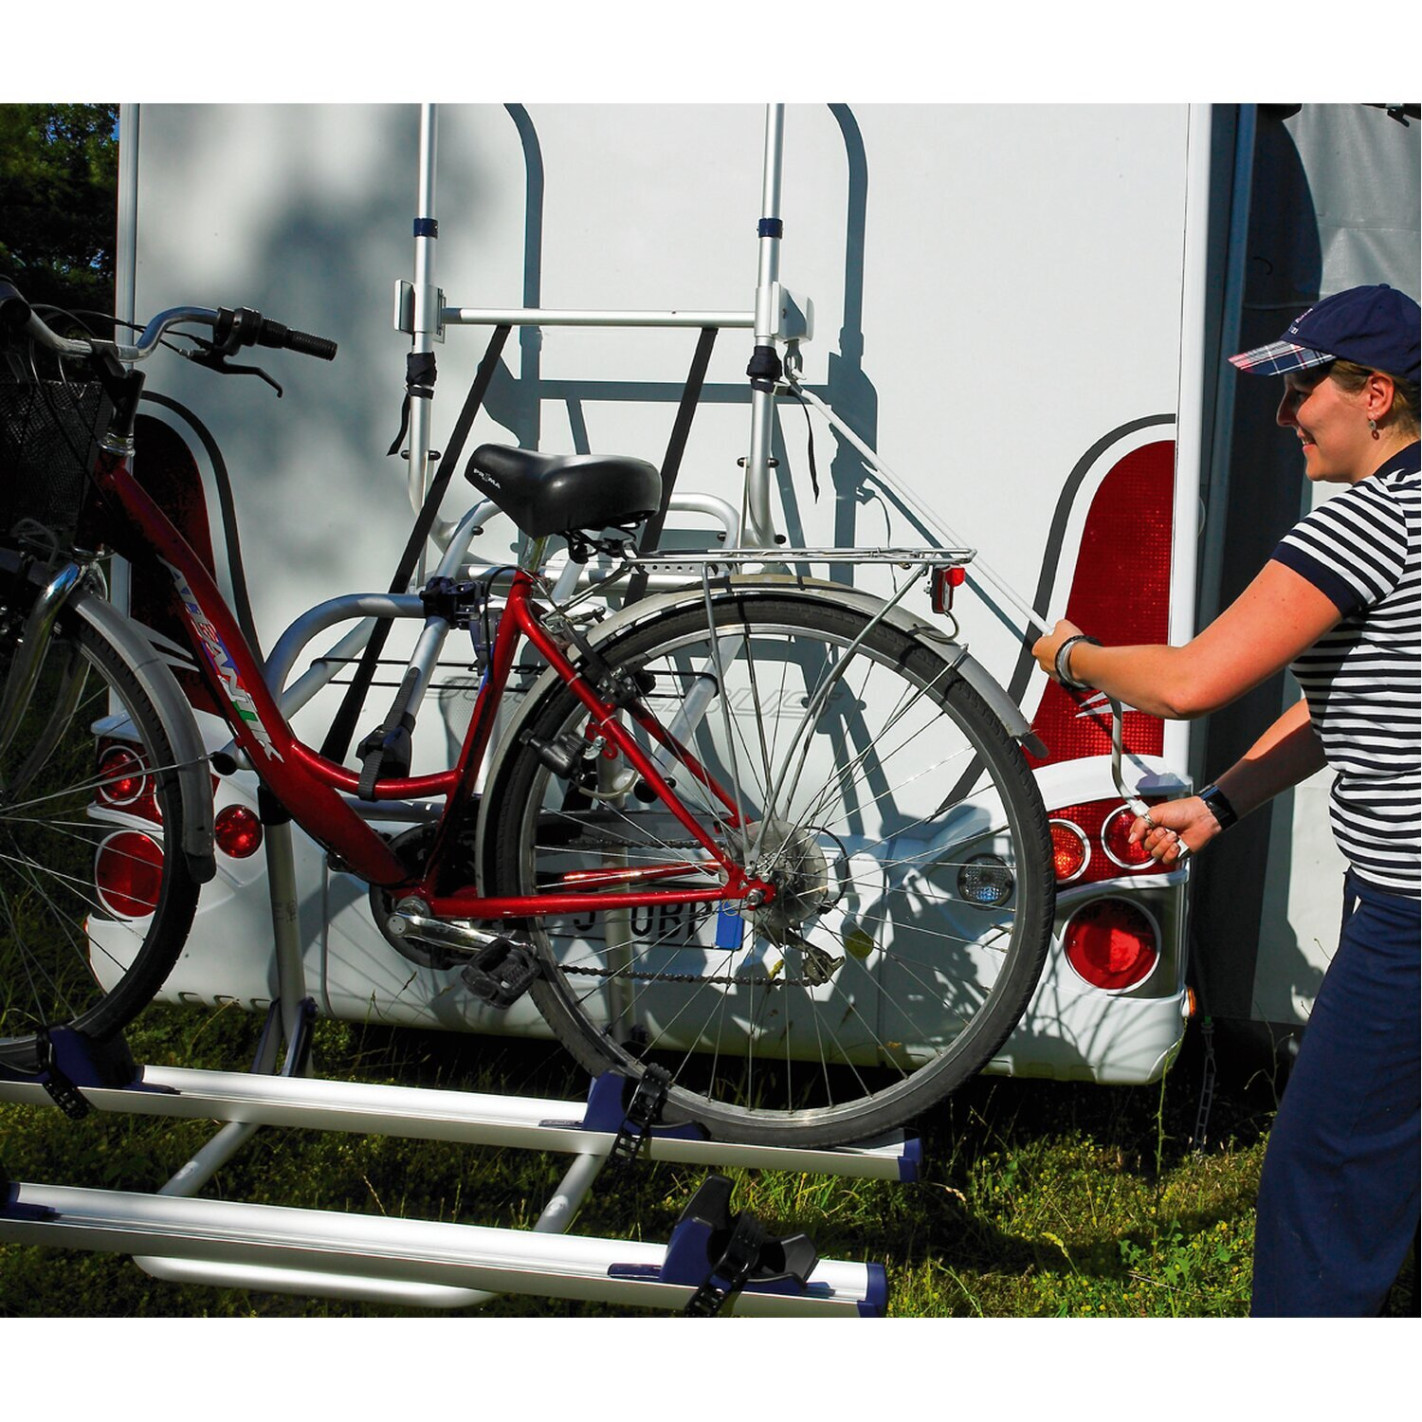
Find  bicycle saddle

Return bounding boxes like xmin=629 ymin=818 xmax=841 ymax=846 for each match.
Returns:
xmin=465 ymin=444 xmax=662 ymax=539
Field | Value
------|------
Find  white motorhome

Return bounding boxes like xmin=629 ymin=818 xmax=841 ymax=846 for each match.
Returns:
xmin=105 ymin=102 xmax=1418 ymax=1086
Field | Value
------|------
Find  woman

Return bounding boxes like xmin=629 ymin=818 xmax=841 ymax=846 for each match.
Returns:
xmin=1033 ymin=283 xmax=1419 ymax=1317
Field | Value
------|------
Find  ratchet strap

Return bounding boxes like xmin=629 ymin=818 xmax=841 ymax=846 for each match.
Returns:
xmin=320 ymin=325 xmax=511 ymax=769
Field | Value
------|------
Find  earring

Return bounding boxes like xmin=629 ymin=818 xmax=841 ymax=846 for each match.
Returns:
xmin=1369 ymin=418 xmax=1380 ymax=440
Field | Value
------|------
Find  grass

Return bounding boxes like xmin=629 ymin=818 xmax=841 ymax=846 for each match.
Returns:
xmin=5 ymin=1002 xmax=1413 ymax=1320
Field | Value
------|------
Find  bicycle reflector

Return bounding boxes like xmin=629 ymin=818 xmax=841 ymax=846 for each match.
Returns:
xmin=1062 ymin=898 xmax=1159 ymax=991
xmin=215 ymin=804 xmax=264 ymax=859
xmin=931 ymin=565 xmax=967 ymax=615
xmin=957 ymin=854 xmax=1014 ymax=908
xmin=94 ymin=830 xmax=164 ymax=919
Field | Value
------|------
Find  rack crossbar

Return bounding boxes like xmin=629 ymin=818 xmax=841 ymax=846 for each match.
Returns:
xmin=0 ymin=1066 xmax=920 ymax=1182
xmin=0 ymin=1179 xmax=884 ymax=1317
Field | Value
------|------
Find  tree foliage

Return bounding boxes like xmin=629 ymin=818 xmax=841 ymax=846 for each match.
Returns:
xmin=0 ymin=103 xmax=119 ymax=315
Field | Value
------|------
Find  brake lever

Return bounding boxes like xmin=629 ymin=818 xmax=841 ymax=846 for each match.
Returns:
xmin=181 ymin=344 xmax=283 ymax=396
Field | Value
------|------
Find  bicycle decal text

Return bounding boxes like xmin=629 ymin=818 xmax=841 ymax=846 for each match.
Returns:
xmin=162 ymin=559 xmax=284 ymax=761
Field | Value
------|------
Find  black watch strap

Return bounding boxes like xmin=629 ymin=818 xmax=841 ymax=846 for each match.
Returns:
xmin=1198 ymin=783 xmax=1238 ymax=830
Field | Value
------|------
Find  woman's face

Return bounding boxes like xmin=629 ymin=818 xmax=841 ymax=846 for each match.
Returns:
xmin=1275 ymin=368 xmax=1375 ymax=484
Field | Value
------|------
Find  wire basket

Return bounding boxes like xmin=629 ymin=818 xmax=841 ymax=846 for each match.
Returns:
xmin=0 ymin=377 xmax=111 ymax=552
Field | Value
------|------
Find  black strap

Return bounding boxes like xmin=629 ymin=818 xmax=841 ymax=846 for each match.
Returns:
xmin=624 ymin=327 xmax=717 ymax=605
xmin=608 ymin=1064 xmax=672 ymax=1169
xmin=320 ymin=326 xmax=511 ymax=766
xmin=684 ymin=1210 xmax=769 ymax=1316
xmin=385 ymin=351 xmax=439 ymax=458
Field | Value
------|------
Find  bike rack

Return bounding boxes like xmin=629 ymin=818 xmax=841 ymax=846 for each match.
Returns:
xmin=0 ymin=808 xmax=904 ymax=1317
xmin=0 ymin=1031 xmax=902 ymax=1316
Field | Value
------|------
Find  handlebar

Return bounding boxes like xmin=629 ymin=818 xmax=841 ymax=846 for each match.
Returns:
xmin=0 ymin=275 xmax=338 ymax=366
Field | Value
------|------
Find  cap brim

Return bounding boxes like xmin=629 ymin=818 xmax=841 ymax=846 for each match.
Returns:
xmin=1228 ymin=340 xmax=1336 ymax=376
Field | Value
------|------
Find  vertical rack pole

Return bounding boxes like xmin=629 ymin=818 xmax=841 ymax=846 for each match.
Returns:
xmin=741 ymin=104 xmax=785 ymax=549
xmin=408 ymin=103 xmax=441 ymax=580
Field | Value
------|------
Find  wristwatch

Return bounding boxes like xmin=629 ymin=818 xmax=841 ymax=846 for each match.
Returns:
xmin=1197 ymin=783 xmax=1238 ymax=831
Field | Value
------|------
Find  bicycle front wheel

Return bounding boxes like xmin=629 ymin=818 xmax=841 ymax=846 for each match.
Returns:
xmin=486 ymin=591 xmax=1053 ymax=1147
xmin=0 ymin=595 xmax=199 ymax=1071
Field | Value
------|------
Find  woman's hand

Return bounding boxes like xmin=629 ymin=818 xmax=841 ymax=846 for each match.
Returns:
xmin=1032 ymin=619 xmax=1084 ymax=683
xmin=1128 ymin=796 xmax=1224 ymax=864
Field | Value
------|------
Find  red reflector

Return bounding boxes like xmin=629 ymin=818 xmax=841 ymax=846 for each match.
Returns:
xmin=1063 ymin=898 xmax=1159 ymax=991
xmin=215 ymin=804 xmax=264 ymax=859
xmin=94 ymin=831 xmax=164 ymax=919
xmin=1049 ymin=820 xmax=1089 ymax=882
xmin=1101 ymin=806 xmax=1154 ymax=869
xmin=931 ymin=565 xmax=968 ymax=614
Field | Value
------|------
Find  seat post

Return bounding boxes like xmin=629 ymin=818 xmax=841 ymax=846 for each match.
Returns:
xmin=517 ymin=533 xmax=549 ymax=575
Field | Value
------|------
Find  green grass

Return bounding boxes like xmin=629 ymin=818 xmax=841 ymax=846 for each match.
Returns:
xmin=0 ymin=1005 xmax=1415 ymax=1318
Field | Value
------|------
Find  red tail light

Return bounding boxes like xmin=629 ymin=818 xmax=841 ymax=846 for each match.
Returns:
xmin=94 ymin=830 xmax=164 ymax=919
xmin=97 ymin=740 xmax=160 ymax=821
xmin=215 ymin=804 xmax=264 ymax=859
xmin=1050 ymin=820 xmax=1090 ymax=882
xmin=1047 ymin=798 xmax=1170 ymax=884
xmin=1101 ymin=805 xmax=1154 ymax=869
xmin=1063 ymin=898 xmax=1159 ymax=991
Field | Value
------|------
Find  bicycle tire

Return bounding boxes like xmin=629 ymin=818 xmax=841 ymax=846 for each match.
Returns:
xmin=485 ymin=591 xmax=1053 ymax=1147
xmin=0 ymin=596 xmax=199 ymax=1071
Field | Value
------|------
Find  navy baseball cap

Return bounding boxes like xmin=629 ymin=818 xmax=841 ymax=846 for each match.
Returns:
xmin=1229 ymin=284 xmax=1420 ymax=385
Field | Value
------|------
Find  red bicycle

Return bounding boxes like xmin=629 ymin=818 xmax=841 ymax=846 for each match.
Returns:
xmin=0 ymin=280 xmax=1052 ymax=1146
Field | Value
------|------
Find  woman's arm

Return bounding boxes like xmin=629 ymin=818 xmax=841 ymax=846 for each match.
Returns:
xmin=1032 ymin=559 xmax=1343 ymax=718
xmin=1129 ymin=696 xmax=1327 ymax=862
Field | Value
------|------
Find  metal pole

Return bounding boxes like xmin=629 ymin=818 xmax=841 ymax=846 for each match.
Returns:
xmin=408 ymin=104 xmax=441 ymax=579
xmin=742 ymin=104 xmax=785 ymax=548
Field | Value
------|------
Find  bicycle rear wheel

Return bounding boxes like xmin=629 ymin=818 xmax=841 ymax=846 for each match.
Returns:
xmin=486 ymin=591 xmax=1053 ymax=1147
xmin=0 ymin=593 xmax=199 ymax=1071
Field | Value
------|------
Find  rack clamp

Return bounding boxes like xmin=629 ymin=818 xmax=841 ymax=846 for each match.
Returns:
xmin=603 ymin=1065 xmax=674 ymax=1170
xmin=659 ymin=1174 xmax=820 ymax=1316
xmin=22 ymin=1027 xmax=167 ymax=1121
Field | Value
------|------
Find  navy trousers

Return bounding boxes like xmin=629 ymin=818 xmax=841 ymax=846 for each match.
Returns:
xmin=1251 ymin=872 xmax=1421 ymax=1316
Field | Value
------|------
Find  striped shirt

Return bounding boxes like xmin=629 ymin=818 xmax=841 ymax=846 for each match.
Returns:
xmin=1272 ymin=440 xmax=1420 ymax=898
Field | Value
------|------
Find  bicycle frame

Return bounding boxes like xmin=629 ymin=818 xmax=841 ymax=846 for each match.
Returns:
xmin=88 ymin=440 xmax=760 ymax=926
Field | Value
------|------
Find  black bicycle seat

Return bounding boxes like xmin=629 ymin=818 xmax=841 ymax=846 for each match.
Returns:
xmin=465 ymin=444 xmax=662 ymax=539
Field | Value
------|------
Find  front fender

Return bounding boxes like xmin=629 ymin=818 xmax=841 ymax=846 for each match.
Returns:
xmin=0 ymin=549 xmax=215 ymax=883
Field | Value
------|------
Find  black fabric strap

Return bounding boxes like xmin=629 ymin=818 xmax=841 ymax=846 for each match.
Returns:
xmin=624 ymin=327 xmax=717 ymax=605
xmin=320 ymin=326 xmax=511 ymax=766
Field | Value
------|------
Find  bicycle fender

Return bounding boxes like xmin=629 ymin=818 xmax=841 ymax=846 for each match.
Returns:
xmin=70 ymin=588 xmax=217 ymax=884
xmin=482 ymin=574 xmax=1043 ymax=800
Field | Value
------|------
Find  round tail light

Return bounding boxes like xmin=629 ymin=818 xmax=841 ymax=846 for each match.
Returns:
xmin=1049 ymin=820 xmax=1090 ymax=882
xmin=95 ymin=831 xmax=164 ymax=919
xmin=215 ymin=804 xmax=264 ymax=859
xmin=1063 ymin=897 xmax=1159 ymax=991
xmin=1101 ymin=806 xmax=1155 ymax=870
xmin=97 ymin=745 xmax=149 ymax=808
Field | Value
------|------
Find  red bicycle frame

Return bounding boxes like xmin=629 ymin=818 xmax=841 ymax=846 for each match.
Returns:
xmin=91 ymin=443 xmax=761 ymax=926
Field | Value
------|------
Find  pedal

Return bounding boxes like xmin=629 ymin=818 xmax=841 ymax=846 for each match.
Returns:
xmin=459 ymin=937 xmax=540 ymax=1008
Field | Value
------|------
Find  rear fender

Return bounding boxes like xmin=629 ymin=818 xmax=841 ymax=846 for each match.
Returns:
xmin=479 ymin=573 xmax=1041 ymax=852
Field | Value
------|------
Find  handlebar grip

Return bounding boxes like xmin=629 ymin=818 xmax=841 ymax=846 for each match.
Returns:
xmin=256 ymin=317 xmax=338 ymax=361
xmin=0 ymin=276 xmax=33 ymax=330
